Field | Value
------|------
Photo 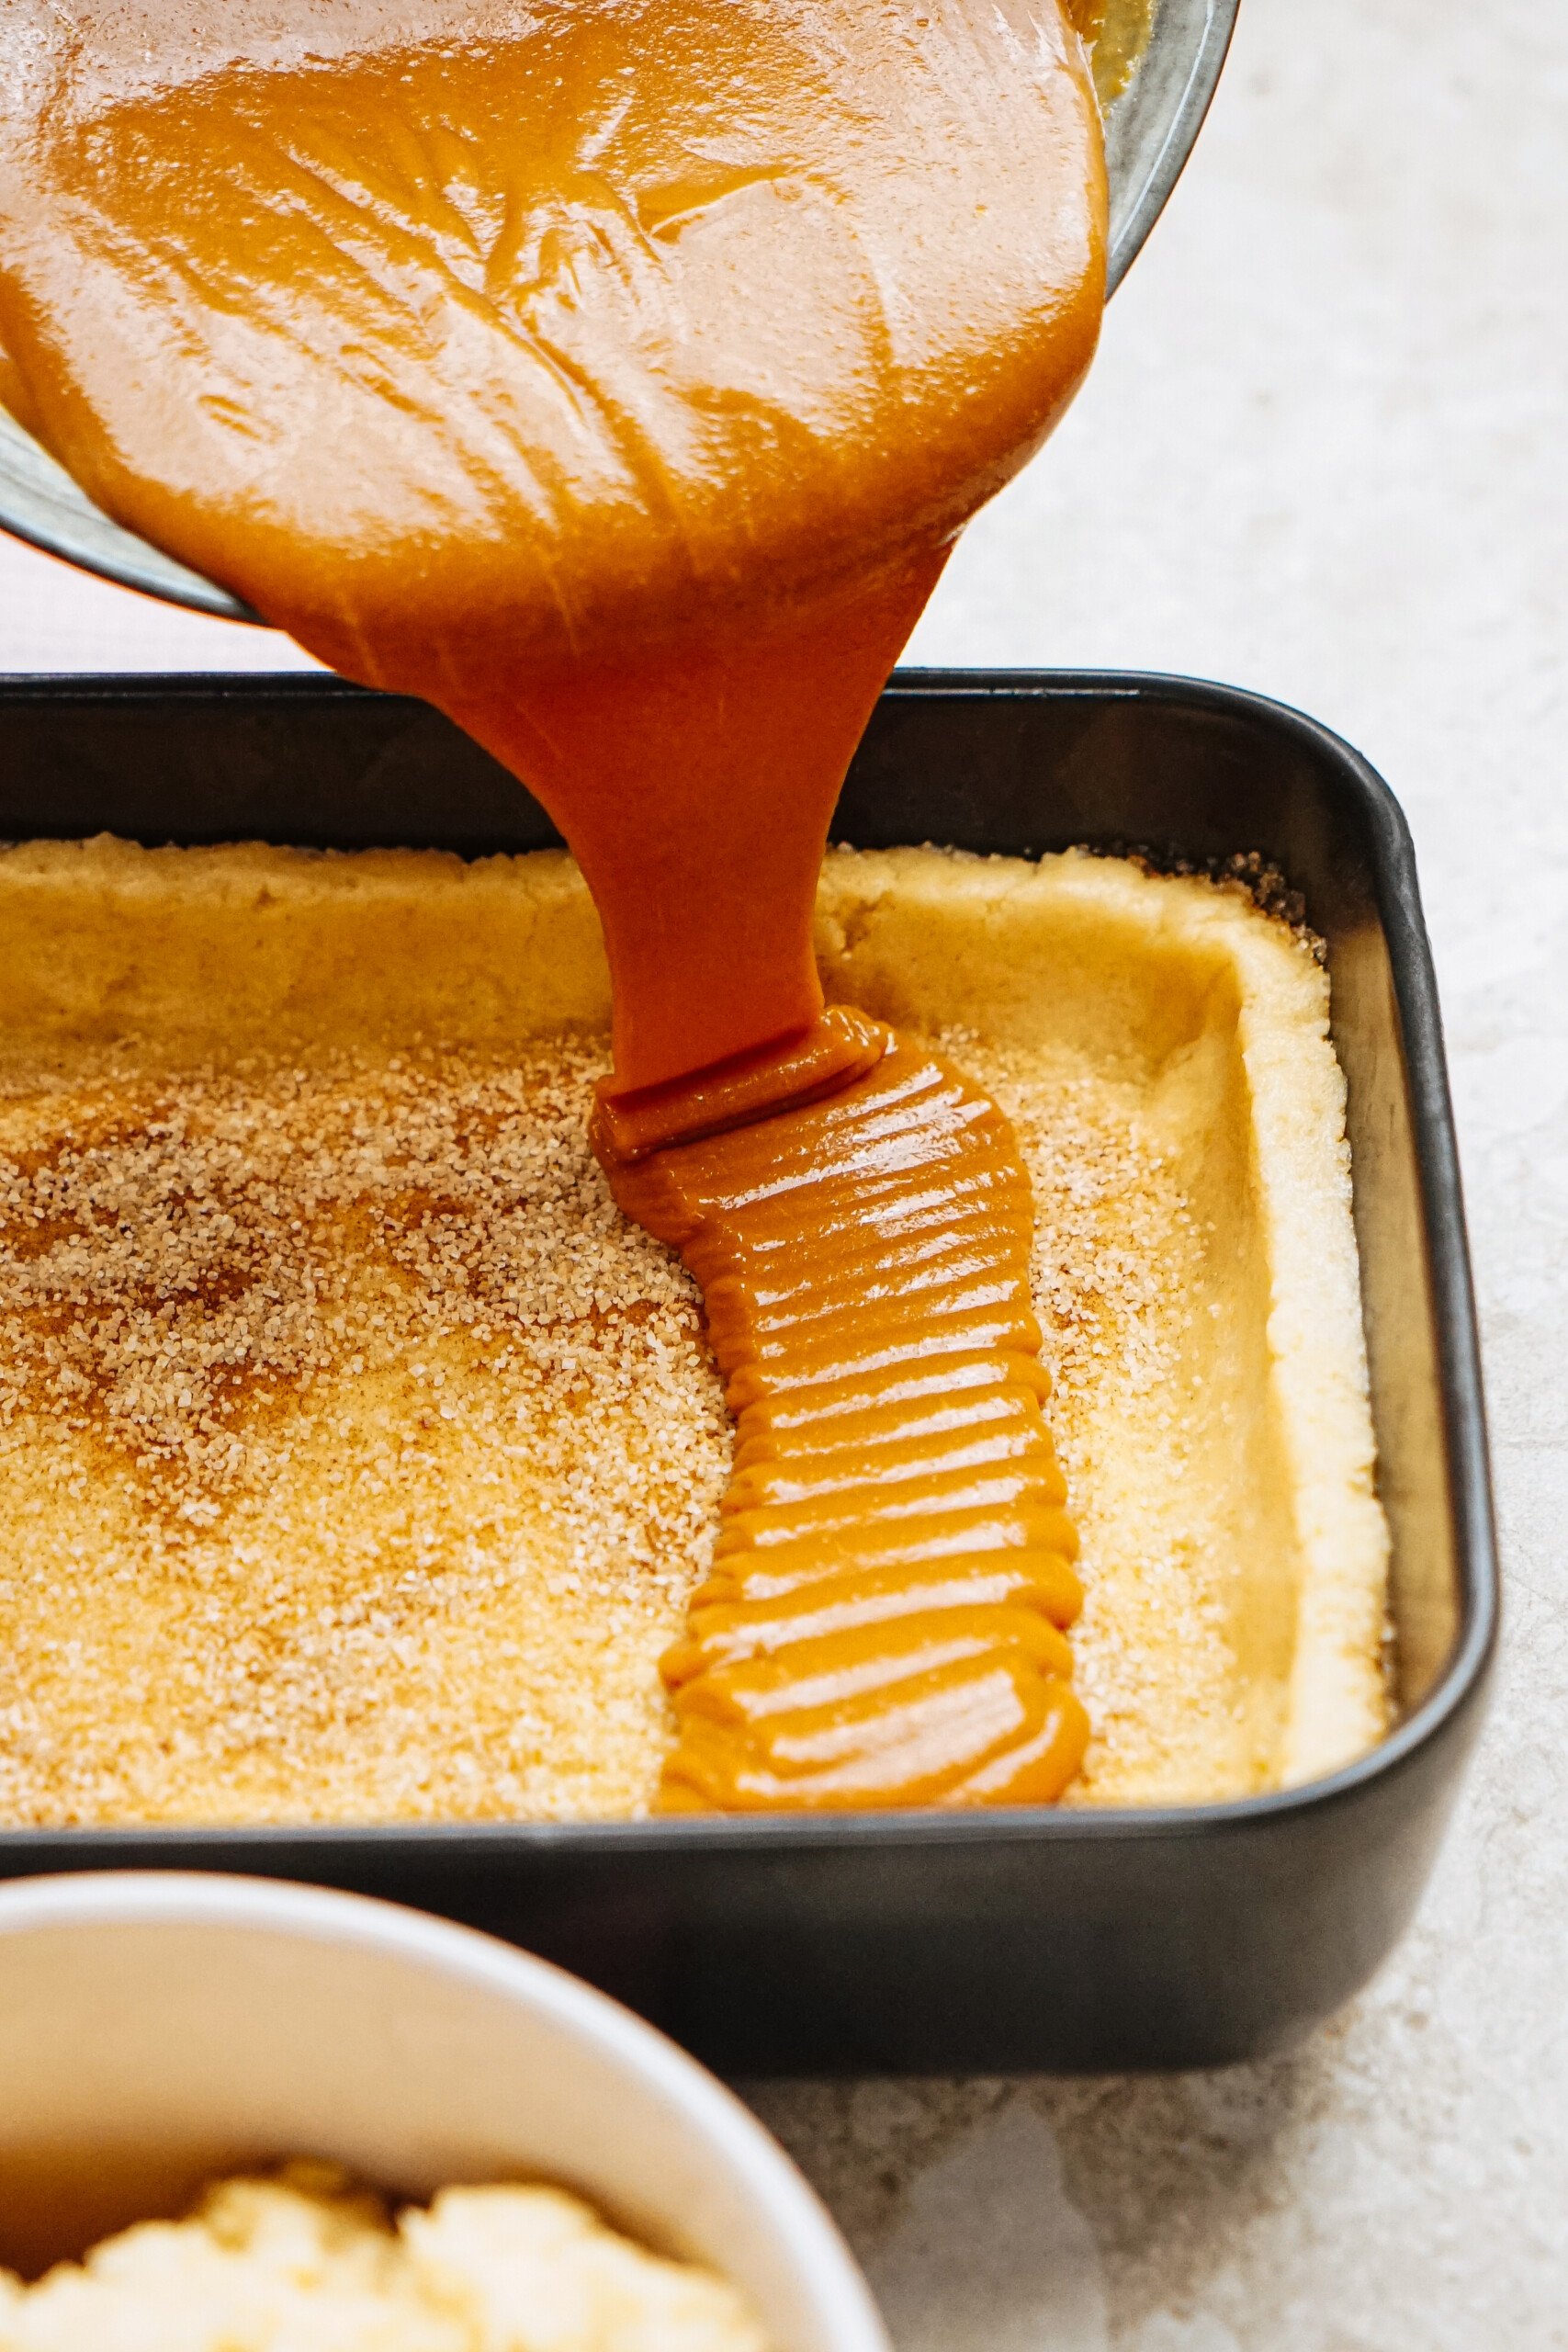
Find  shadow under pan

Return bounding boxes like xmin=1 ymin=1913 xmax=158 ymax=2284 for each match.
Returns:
xmin=0 ymin=668 xmax=1497 ymax=2073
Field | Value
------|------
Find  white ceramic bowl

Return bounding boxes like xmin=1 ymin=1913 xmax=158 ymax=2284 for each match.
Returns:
xmin=0 ymin=1871 xmax=887 ymax=2352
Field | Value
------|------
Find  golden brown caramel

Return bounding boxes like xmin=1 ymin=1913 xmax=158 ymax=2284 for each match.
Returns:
xmin=0 ymin=0 xmax=1106 ymax=1809
xmin=0 ymin=1 xmax=1103 ymax=1094
xmin=601 ymin=1012 xmax=1088 ymax=1811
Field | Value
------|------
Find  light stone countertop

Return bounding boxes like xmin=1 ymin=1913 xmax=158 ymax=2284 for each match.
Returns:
xmin=0 ymin=0 xmax=1562 ymax=2339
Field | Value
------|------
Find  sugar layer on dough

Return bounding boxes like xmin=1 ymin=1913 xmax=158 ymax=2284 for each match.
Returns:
xmin=0 ymin=837 xmax=1388 ymax=1821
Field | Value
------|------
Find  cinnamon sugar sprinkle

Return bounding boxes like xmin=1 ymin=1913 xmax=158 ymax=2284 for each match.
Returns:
xmin=0 ymin=1038 xmax=731 ymax=1825
xmin=0 ymin=1019 xmax=1226 ymax=1824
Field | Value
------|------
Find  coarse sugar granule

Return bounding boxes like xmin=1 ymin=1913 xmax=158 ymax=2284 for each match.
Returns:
xmin=0 ymin=1035 xmax=730 ymax=1824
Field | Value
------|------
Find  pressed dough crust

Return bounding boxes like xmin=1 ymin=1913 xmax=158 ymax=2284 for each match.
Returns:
xmin=0 ymin=838 xmax=1388 ymax=1824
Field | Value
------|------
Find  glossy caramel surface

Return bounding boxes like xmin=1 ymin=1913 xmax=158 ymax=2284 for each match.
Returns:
xmin=604 ymin=1012 xmax=1088 ymax=1810
xmin=0 ymin=1 xmax=1107 ymax=1810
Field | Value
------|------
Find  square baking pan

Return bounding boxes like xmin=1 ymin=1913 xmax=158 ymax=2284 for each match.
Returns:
xmin=0 ymin=668 xmax=1496 ymax=2074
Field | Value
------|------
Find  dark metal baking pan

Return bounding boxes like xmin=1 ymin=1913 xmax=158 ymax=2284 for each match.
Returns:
xmin=0 ymin=669 xmax=1496 ymax=2074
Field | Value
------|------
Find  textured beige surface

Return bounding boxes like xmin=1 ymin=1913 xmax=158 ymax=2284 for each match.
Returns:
xmin=0 ymin=838 xmax=1380 ymax=1820
xmin=0 ymin=0 xmax=1558 ymax=2335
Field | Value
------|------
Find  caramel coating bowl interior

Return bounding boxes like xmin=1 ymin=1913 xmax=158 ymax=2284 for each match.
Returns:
xmin=0 ymin=0 xmax=1238 ymax=619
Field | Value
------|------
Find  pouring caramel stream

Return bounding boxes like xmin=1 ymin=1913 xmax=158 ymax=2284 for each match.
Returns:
xmin=0 ymin=0 xmax=1107 ymax=1808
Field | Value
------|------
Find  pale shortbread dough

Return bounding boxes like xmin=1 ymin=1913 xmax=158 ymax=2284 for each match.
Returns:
xmin=0 ymin=838 xmax=1388 ymax=1821
xmin=0 ymin=2165 xmax=765 ymax=2352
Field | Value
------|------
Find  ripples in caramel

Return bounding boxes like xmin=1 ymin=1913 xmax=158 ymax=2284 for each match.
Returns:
xmin=600 ymin=1012 xmax=1089 ymax=1812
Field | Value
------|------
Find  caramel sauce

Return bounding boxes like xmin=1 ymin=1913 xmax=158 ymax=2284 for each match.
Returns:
xmin=604 ymin=1012 xmax=1088 ymax=1809
xmin=0 ymin=0 xmax=1107 ymax=1809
